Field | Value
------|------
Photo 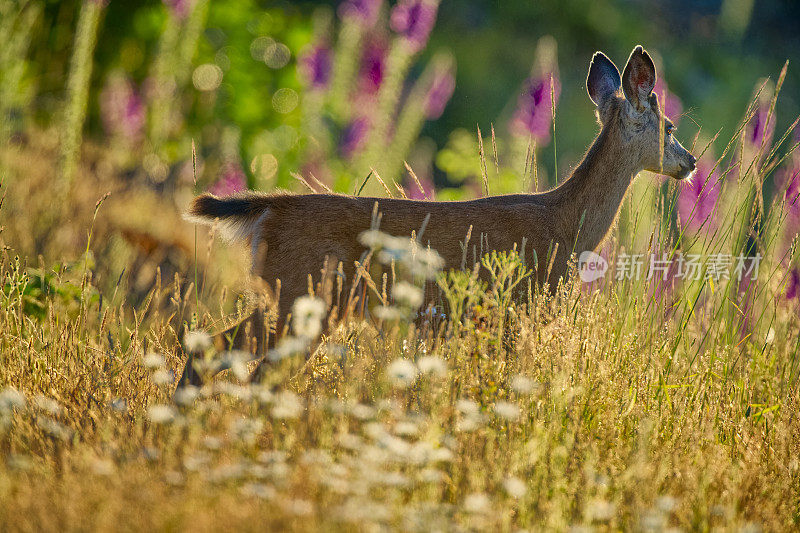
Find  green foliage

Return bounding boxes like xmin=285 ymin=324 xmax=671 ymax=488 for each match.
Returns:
xmin=1 ymin=256 xmax=97 ymax=323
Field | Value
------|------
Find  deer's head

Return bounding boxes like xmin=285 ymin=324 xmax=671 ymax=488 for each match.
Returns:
xmin=586 ymin=45 xmax=696 ymax=180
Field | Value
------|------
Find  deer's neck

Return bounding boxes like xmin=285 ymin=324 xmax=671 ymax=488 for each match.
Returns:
xmin=547 ymin=123 xmax=639 ymax=254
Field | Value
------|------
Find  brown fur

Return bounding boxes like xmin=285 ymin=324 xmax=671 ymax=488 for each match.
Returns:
xmin=176 ymin=46 xmax=696 ymax=387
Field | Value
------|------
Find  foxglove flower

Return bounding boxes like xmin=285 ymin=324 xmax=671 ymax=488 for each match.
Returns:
xmin=677 ymin=155 xmax=720 ymax=232
xmin=745 ymin=94 xmax=775 ymax=149
xmin=654 ymin=78 xmax=683 ymax=125
xmin=338 ymin=0 xmax=383 ymax=26
xmin=424 ymin=59 xmax=455 ymax=119
xmin=390 ymin=0 xmax=439 ymax=52
xmin=339 ymin=117 xmax=370 ymax=159
xmin=780 ymin=165 xmax=800 ymax=232
xmin=298 ymin=44 xmax=332 ymax=89
xmin=510 ymin=73 xmax=560 ymax=145
xmin=100 ymin=74 xmax=145 ymax=142
xmin=358 ymin=40 xmax=387 ymax=94
xmin=787 ymin=268 xmax=800 ymax=302
xmin=209 ymin=162 xmax=246 ymax=196
xmin=407 ymin=175 xmax=434 ymax=200
xmin=774 ymin=130 xmax=800 ymax=254
xmin=163 ymin=0 xmax=191 ymax=19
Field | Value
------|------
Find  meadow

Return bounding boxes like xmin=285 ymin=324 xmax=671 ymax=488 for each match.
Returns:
xmin=1 ymin=0 xmax=800 ymax=530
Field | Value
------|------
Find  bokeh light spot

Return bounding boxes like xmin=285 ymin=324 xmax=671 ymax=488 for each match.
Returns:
xmin=250 ymin=36 xmax=275 ymax=61
xmin=251 ymin=154 xmax=279 ymax=182
xmin=272 ymin=88 xmax=298 ymax=114
xmin=192 ymin=64 xmax=223 ymax=91
xmin=264 ymin=42 xmax=291 ymax=69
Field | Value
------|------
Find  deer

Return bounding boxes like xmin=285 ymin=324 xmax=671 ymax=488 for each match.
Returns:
xmin=176 ymin=45 xmax=696 ymax=387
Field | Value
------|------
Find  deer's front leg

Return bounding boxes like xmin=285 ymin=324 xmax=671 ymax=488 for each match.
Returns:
xmin=175 ymin=307 xmax=274 ymax=389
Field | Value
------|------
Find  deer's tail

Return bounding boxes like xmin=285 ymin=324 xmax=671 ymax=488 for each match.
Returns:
xmin=185 ymin=192 xmax=272 ymax=243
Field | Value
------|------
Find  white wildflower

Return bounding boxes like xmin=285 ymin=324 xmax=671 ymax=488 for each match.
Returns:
xmin=32 ymin=395 xmax=62 ymax=416
xmin=464 ymin=492 xmax=491 ymax=514
xmin=504 ymin=476 xmax=527 ymax=499
xmin=420 ymin=468 xmax=446 ymax=483
xmin=511 ymin=374 xmax=536 ymax=394
xmin=284 ymin=498 xmax=313 ymax=516
xmin=431 ymin=447 xmax=454 ymax=463
xmin=110 ymin=398 xmax=128 ymax=412
xmin=268 ymin=337 xmax=309 ymax=362
xmin=656 ymin=495 xmax=677 ymax=513
xmin=456 ymin=398 xmax=480 ymax=416
xmin=142 ymin=352 xmax=165 ymax=369
xmin=386 ymin=358 xmax=418 ymax=388
xmin=209 ymin=463 xmax=247 ymax=483
xmin=183 ymin=453 xmax=210 ymax=471
xmin=373 ymin=305 xmax=405 ymax=321
xmin=213 ymin=381 xmax=252 ymax=401
xmin=184 ymin=330 xmax=212 ymax=353
xmin=403 ymin=246 xmax=445 ymax=279
xmin=418 ymin=355 xmax=447 ymax=377
xmin=91 ymin=458 xmax=115 ymax=476
xmin=349 ymin=403 xmax=376 ymax=420
xmin=251 ymin=385 xmax=274 ymax=406
xmin=292 ymin=296 xmax=327 ymax=338
xmin=394 ymin=421 xmax=419 ymax=437
xmin=379 ymin=471 xmax=410 ymax=487
xmin=37 ymin=417 xmax=72 ymax=441
xmin=231 ymin=417 xmax=264 ymax=445
xmin=493 ymin=401 xmax=521 ymax=421
xmin=242 ymin=482 xmax=276 ymax=500
xmin=0 ymin=387 xmax=26 ymax=412
xmin=272 ymin=391 xmax=303 ymax=419
xmin=365 ymin=421 xmax=389 ymax=441
xmin=219 ymin=350 xmax=251 ymax=381
xmin=337 ymin=432 xmax=363 ymax=450
xmin=164 ymin=471 xmax=184 ymax=486
xmin=393 ymin=281 xmax=424 ymax=309
xmin=358 ymin=229 xmax=389 ymax=249
xmin=456 ymin=399 xmax=484 ymax=431
xmin=203 ymin=436 xmax=223 ymax=450
xmin=152 ymin=369 xmax=174 ymax=386
xmin=148 ymin=404 xmax=177 ymax=424
xmin=587 ymin=498 xmax=615 ymax=522
xmin=173 ymin=385 xmax=199 ymax=406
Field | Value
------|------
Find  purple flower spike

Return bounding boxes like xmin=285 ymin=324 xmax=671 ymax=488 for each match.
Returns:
xmin=424 ymin=61 xmax=455 ymax=119
xmin=338 ymin=0 xmax=383 ymax=26
xmin=407 ymin=175 xmax=434 ymax=200
xmin=209 ymin=163 xmax=247 ymax=196
xmin=163 ymin=0 xmax=192 ymax=19
xmin=510 ymin=73 xmax=561 ymax=144
xmin=100 ymin=74 xmax=145 ymax=142
xmin=654 ymin=78 xmax=683 ymax=125
xmin=359 ymin=40 xmax=387 ymax=94
xmin=339 ymin=117 xmax=370 ymax=159
xmin=677 ymin=155 xmax=721 ymax=232
xmin=746 ymin=98 xmax=775 ymax=149
xmin=787 ymin=268 xmax=800 ymax=301
xmin=299 ymin=44 xmax=332 ymax=89
xmin=390 ymin=0 xmax=439 ymax=53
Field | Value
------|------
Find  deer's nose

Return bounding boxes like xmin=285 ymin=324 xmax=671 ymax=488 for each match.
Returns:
xmin=688 ymin=155 xmax=697 ymax=170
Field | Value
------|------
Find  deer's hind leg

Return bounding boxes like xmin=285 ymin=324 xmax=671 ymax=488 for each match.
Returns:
xmin=248 ymin=253 xmax=344 ymax=383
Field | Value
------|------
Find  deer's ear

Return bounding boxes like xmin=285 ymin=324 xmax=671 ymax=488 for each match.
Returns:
xmin=586 ymin=52 xmax=621 ymax=108
xmin=622 ymin=45 xmax=656 ymax=111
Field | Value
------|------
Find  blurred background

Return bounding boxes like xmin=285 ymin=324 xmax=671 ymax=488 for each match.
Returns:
xmin=1 ymin=0 xmax=799 ymax=304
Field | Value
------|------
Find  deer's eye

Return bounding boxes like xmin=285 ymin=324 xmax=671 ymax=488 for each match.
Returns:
xmin=665 ymin=123 xmax=675 ymax=136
